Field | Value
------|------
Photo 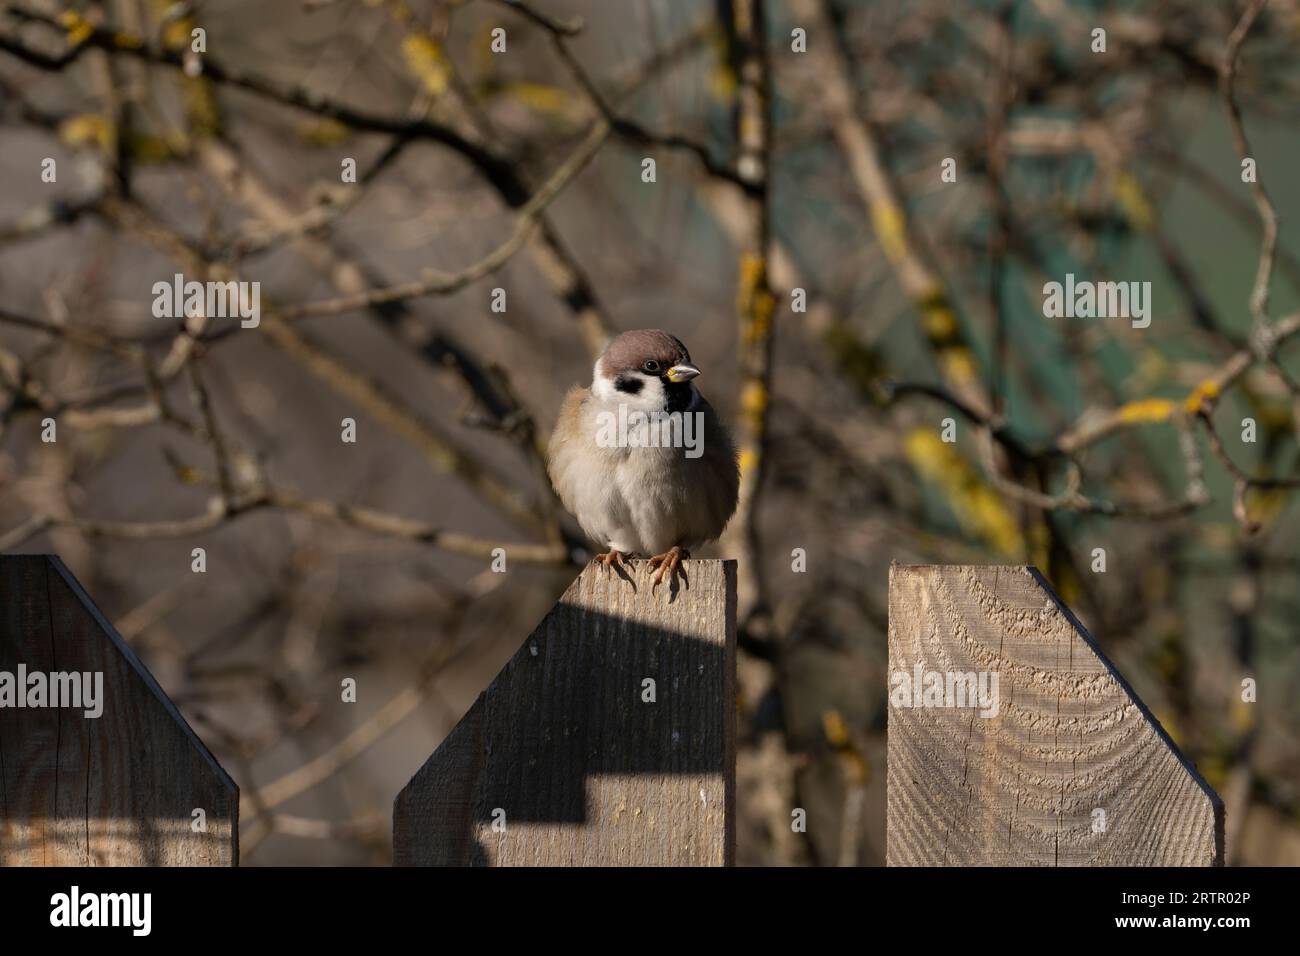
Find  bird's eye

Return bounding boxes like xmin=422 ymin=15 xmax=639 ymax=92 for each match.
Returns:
xmin=642 ymin=360 xmax=661 ymax=374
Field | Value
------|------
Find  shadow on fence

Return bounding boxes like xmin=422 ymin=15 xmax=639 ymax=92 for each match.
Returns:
xmin=394 ymin=559 xmax=737 ymax=866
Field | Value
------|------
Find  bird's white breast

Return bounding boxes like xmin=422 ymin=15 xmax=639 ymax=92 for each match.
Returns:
xmin=553 ymin=396 xmax=705 ymax=555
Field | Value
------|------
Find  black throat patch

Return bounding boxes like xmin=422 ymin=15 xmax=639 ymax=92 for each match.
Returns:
xmin=664 ymin=380 xmax=693 ymax=413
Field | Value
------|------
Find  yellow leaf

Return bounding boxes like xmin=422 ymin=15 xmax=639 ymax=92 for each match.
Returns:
xmin=737 ymin=252 xmax=766 ymax=299
xmin=1112 ymin=170 xmax=1154 ymax=231
xmin=739 ymin=380 xmax=768 ymax=430
xmin=821 ymin=710 xmax=850 ymax=747
xmin=710 ymin=65 xmax=737 ymax=102
xmin=1242 ymin=487 xmax=1288 ymax=528
xmin=941 ymin=347 xmax=979 ymax=386
xmin=922 ymin=304 xmax=957 ymax=341
xmin=871 ymin=202 xmax=909 ymax=264
xmin=161 ymin=17 xmax=193 ymax=51
xmin=59 ymin=114 xmax=114 ymax=152
xmin=298 ymin=118 xmax=351 ymax=146
xmin=1183 ymin=379 xmax=1220 ymax=414
xmin=183 ymin=78 xmax=221 ymax=138
xmin=737 ymin=253 xmax=775 ymax=342
xmin=737 ymin=447 xmax=758 ymax=475
xmin=128 ymin=132 xmax=180 ymax=163
xmin=1117 ymin=397 xmax=1176 ymax=424
xmin=707 ymin=25 xmax=736 ymax=103
xmin=822 ymin=710 xmax=869 ymax=783
xmin=402 ymin=34 xmax=450 ymax=97
xmin=60 ymin=11 xmax=94 ymax=47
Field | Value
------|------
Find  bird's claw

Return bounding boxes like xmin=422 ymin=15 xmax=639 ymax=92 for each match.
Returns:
xmin=648 ymin=547 xmax=689 ymax=595
xmin=594 ymin=550 xmax=634 ymax=585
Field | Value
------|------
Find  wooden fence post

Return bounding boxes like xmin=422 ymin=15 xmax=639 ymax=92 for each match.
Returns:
xmin=887 ymin=564 xmax=1223 ymax=866
xmin=0 ymin=555 xmax=238 ymax=865
xmin=394 ymin=559 xmax=736 ymax=866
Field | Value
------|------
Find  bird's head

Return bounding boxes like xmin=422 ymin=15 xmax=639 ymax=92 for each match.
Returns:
xmin=591 ymin=329 xmax=701 ymax=414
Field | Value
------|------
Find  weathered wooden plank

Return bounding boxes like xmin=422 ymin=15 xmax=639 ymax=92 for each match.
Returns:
xmin=0 ymin=555 xmax=238 ymax=865
xmin=887 ymin=565 xmax=1223 ymax=866
xmin=394 ymin=559 xmax=736 ymax=866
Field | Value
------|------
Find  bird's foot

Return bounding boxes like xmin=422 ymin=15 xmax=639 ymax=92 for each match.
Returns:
xmin=594 ymin=549 xmax=635 ymax=586
xmin=648 ymin=546 xmax=689 ymax=595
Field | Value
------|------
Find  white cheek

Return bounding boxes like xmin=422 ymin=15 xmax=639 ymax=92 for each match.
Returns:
xmin=592 ymin=375 xmax=616 ymax=402
xmin=593 ymin=372 xmax=666 ymax=412
xmin=629 ymin=376 xmax=667 ymax=411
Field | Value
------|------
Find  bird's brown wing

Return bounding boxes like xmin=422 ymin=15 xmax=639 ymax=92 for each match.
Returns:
xmin=695 ymin=395 xmax=741 ymax=543
xmin=546 ymin=385 xmax=591 ymax=517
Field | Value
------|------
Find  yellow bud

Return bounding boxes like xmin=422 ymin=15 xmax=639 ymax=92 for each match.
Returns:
xmin=1118 ymin=398 xmax=1176 ymax=424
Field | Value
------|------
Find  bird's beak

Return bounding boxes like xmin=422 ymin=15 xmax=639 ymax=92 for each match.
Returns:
xmin=666 ymin=363 xmax=700 ymax=383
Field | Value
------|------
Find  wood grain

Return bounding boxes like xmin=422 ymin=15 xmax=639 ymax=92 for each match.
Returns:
xmin=887 ymin=565 xmax=1223 ymax=866
xmin=0 ymin=555 xmax=237 ymax=865
xmin=394 ymin=559 xmax=736 ymax=866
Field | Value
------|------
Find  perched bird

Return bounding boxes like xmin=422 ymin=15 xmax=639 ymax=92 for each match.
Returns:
xmin=548 ymin=329 xmax=739 ymax=590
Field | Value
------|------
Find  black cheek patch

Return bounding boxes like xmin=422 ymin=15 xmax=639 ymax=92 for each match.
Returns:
xmin=614 ymin=375 xmax=644 ymax=395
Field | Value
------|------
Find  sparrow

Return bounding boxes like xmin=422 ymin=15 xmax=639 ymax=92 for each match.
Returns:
xmin=547 ymin=329 xmax=739 ymax=590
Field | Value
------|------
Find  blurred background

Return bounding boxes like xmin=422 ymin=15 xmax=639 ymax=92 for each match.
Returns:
xmin=1 ymin=0 xmax=1298 ymax=865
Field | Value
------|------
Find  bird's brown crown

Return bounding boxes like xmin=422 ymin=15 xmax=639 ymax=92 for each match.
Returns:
xmin=600 ymin=329 xmax=690 ymax=375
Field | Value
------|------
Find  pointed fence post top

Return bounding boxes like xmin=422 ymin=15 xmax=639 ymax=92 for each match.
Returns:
xmin=887 ymin=564 xmax=1223 ymax=867
xmin=0 ymin=554 xmax=238 ymax=866
xmin=395 ymin=558 xmax=736 ymax=866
